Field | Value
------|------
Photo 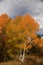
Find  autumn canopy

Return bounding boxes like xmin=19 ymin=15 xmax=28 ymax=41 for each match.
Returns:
xmin=0 ymin=13 xmax=43 ymax=61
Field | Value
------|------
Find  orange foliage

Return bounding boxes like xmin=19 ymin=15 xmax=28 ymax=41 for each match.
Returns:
xmin=38 ymin=39 xmax=43 ymax=48
xmin=21 ymin=14 xmax=39 ymax=32
xmin=0 ymin=13 xmax=12 ymax=33
xmin=0 ymin=13 xmax=39 ymax=50
xmin=32 ymin=38 xmax=43 ymax=48
xmin=1 ymin=13 xmax=43 ymax=60
xmin=16 ymin=14 xmax=39 ymax=50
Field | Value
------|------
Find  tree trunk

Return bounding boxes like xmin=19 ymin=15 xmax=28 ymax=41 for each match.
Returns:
xmin=19 ymin=49 xmax=25 ymax=62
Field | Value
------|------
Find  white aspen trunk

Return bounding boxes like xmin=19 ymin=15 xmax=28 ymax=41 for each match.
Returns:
xmin=19 ymin=37 xmax=31 ymax=62
xmin=19 ymin=43 xmax=26 ymax=62
xmin=19 ymin=49 xmax=25 ymax=62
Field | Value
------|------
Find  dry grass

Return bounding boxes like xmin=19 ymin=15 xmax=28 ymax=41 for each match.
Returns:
xmin=0 ymin=55 xmax=43 ymax=65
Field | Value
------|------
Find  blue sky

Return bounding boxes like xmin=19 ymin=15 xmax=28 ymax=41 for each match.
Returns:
xmin=0 ymin=0 xmax=43 ymax=28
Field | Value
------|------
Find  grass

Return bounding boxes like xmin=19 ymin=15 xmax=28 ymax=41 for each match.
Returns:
xmin=0 ymin=55 xmax=43 ymax=65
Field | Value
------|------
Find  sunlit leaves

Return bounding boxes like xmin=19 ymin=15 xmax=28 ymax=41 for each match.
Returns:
xmin=0 ymin=14 xmax=40 ymax=59
xmin=2 ymin=14 xmax=39 ymax=50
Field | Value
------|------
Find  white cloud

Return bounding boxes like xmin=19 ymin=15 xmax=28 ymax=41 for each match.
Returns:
xmin=33 ymin=15 xmax=43 ymax=28
xmin=0 ymin=0 xmax=12 ymax=15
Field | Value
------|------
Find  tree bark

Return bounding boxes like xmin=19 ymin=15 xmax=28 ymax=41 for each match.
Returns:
xmin=19 ymin=49 xmax=25 ymax=62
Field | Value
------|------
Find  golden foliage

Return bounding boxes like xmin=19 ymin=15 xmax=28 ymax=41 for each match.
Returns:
xmin=0 ymin=13 xmax=12 ymax=33
xmin=0 ymin=14 xmax=39 ymax=51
